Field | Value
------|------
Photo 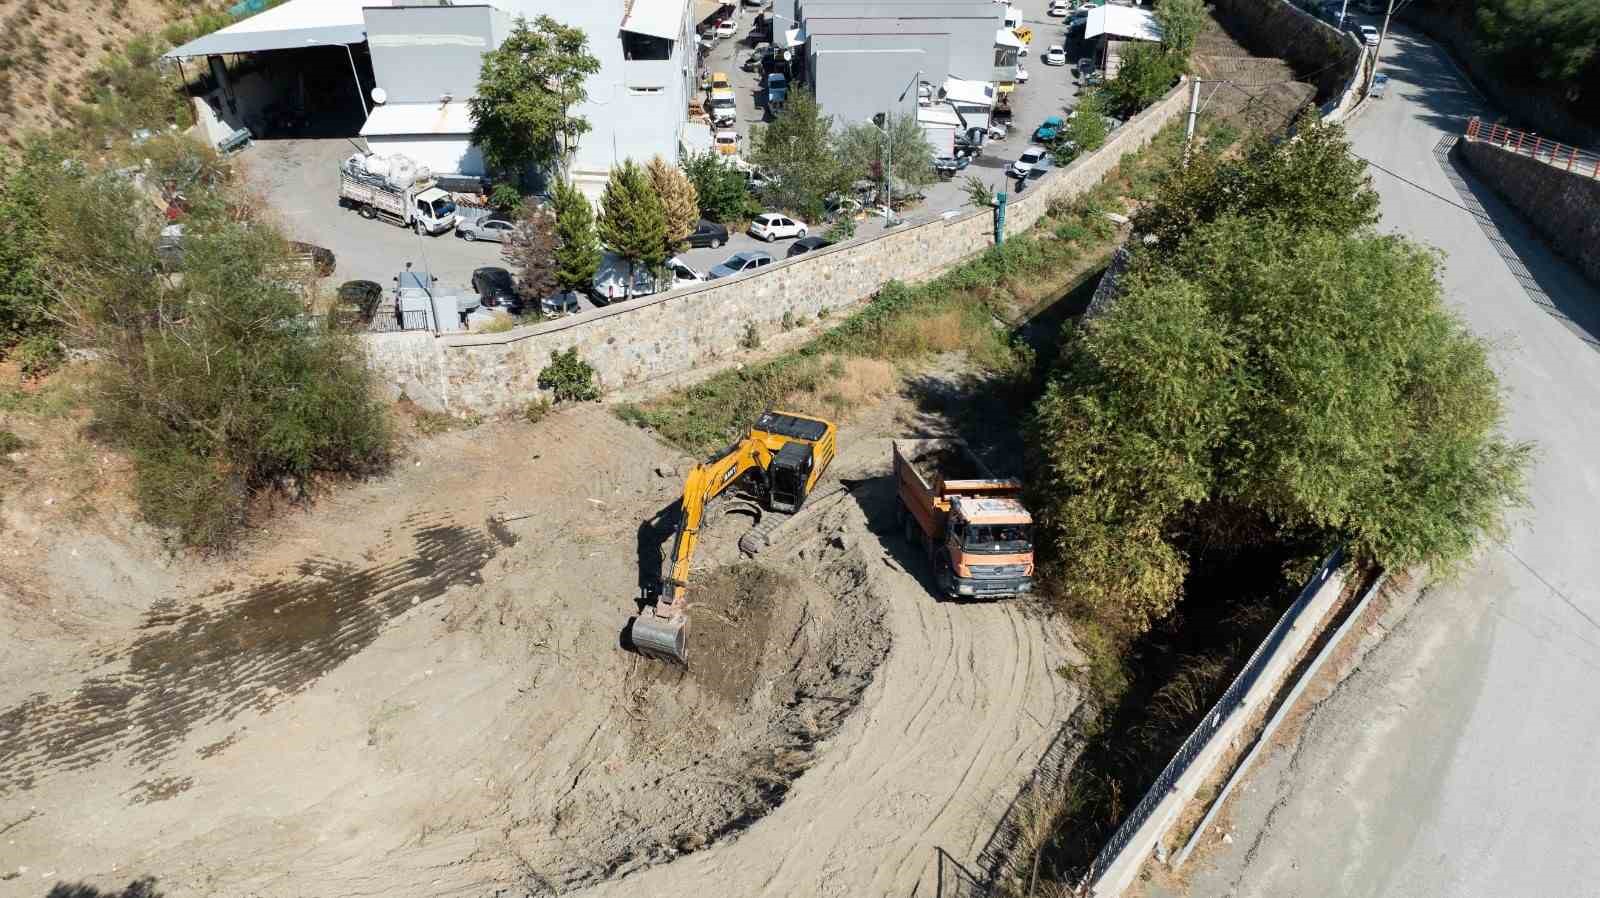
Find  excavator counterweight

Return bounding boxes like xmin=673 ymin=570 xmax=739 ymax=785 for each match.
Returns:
xmin=629 ymin=410 xmax=837 ymax=664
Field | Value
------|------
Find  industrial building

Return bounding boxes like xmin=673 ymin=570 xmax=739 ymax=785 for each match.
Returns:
xmin=165 ymin=0 xmax=698 ymax=198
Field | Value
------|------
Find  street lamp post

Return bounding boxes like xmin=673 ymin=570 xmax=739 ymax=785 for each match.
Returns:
xmin=876 ymin=69 xmax=923 ymax=226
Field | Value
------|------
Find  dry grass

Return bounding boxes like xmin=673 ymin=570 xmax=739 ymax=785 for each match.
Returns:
xmin=781 ymin=355 xmax=899 ymax=419
xmin=879 ymin=309 xmax=971 ymax=357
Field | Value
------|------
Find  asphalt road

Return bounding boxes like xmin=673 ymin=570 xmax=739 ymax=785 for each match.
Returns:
xmin=1159 ymin=23 xmax=1600 ymax=898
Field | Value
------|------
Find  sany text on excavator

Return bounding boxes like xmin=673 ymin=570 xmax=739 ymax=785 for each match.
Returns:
xmin=630 ymin=411 xmax=838 ymax=664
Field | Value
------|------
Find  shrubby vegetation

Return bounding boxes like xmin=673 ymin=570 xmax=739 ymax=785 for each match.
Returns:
xmin=1429 ymin=0 xmax=1600 ymax=131
xmin=538 ymin=348 xmax=601 ymax=403
xmin=15 ymin=139 xmax=391 ymax=549
xmin=1028 ymin=114 xmax=1528 ymax=635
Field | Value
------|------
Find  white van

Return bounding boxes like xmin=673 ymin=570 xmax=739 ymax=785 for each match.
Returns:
xmin=590 ymin=254 xmax=705 ymax=304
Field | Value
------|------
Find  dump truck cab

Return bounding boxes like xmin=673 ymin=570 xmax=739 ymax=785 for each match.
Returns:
xmin=942 ymin=495 xmax=1034 ymax=597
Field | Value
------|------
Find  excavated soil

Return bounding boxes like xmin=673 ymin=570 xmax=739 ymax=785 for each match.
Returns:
xmin=1 ymin=380 xmax=1074 ymax=898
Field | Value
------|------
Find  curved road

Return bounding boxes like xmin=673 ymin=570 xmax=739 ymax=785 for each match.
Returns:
xmin=1170 ymin=24 xmax=1600 ymax=898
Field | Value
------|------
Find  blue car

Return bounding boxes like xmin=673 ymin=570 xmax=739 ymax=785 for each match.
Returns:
xmin=1034 ymin=115 xmax=1065 ymax=142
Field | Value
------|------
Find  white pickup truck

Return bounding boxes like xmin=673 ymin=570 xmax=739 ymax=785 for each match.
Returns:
xmin=338 ymin=155 xmax=458 ymax=236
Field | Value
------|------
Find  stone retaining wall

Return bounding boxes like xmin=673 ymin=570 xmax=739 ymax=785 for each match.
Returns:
xmin=1457 ymin=137 xmax=1600 ymax=287
xmin=365 ymin=84 xmax=1192 ymax=415
xmin=1210 ymin=0 xmax=1362 ymax=105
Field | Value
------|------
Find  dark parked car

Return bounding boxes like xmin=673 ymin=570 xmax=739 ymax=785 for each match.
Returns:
xmin=335 ymin=280 xmax=383 ymax=325
xmin=686 ymin=218 xmax=730 ymax=248
xmin=708 ymin=251 xmax=774 ymax=279
xmin=471 ymin=266 xmax=519 ymax=310
xmin=786 ymin=235 xmax=831 ymax=258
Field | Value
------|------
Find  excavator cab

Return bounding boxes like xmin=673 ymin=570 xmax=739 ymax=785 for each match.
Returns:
xmin=768 ymin=440 xmax=814 ymax=513
xmin=629 ymin=410 xmax=837 ymax=664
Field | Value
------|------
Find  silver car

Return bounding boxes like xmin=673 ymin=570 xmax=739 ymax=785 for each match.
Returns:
xmin=457 ymin=216 xmax=516 ymax=243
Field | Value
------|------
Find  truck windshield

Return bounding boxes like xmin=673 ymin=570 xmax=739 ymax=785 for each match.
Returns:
xmin=431 ymin=199 xmax=457 ymax=218
xmin=964 ymin=524 xmax=1032 ymax=552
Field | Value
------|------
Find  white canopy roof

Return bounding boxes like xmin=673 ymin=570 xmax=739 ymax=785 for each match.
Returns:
xmin=943 ymin=77 xmax=996 ymax=106
xmin=621 ymin=0 xmax=686 ymax=40
xmin=1084 ymin=5 xmax=1163 ymax=42
xmin=994 ymin=27 xmax=1024 ymax=48
xmin=163 ymin=0 xmax=396 ymax=58
xmin=360 ymin=101 xmax=475 ymax=138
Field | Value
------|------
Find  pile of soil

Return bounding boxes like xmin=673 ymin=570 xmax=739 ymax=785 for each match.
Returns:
xmin=538 ymin=539 xmax=891 ymax=890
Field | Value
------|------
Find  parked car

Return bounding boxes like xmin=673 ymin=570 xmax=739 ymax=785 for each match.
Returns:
xmin=987 ymin=121 xmax=1010 ymax=141
xmin=687 ymin=218 xmax=730 ymax=248
xmin=715 ymin=130 xmax=740 ymax=155
xmin=1034 ymin=115 xmax=1065 ymax=142
xmin=714 ymin=19 xmax=737 ymax=39
xmin=749 ymin=212 xmax=808 ymax=241
xmin=709 ymin=71 xmax=732 ymax=93
xmin=1360 ymin=25 xmax=1380 ymax=46
xmin=1007 ymin=145 xmax=1051 ymax=179
xmin=1044 ymin=46 xmax=1067 ymax=66
xmin=708 ymin=251 xmax=774 ymax=278
xmin=934 ymin=154 xmax=972 ymax=179
xmin=335 ymin=280 xmax=383 ymax=325
xmin=1368 ymin=72 xmax=1390 ymax=98
xmin=787 ymin=235 xmax=832 ymax=258
xmin=1015 ymin=64 xmax=1030 ymax=83
xmin=1047 ymin=0 xmax=1070 ymax=16
xmin=457 ymin=216 xmax=516 ymax=243
xmin=766 ymin=72 xmax=789 ymax=109
xmin=541 ymin=291 xmax=581 ymax=316
xmin=471 ymin=267 xmax=519 ymax=309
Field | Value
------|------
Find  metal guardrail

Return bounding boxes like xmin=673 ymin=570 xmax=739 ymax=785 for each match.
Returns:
xmin=1077 ymin=547 xmax=1345 ymax=889
xmin=1465 ymin=117 xmax=1600 ymax=181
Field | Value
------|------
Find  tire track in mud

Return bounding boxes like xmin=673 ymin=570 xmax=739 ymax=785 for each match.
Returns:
xmin=0 ymin=514 xmax=505 ymax=797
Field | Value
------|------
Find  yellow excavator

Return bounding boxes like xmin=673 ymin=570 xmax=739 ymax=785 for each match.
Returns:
xmin=630 ymin=410 xmax=838 ymax=664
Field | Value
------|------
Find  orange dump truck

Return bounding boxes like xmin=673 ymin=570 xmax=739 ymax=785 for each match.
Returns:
xmin=892 ymin=438 xmax=1035 ymax=599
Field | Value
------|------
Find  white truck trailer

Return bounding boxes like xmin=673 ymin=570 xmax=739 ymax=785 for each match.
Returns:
xmin=338 ymin=154 xmax=458 ymax=236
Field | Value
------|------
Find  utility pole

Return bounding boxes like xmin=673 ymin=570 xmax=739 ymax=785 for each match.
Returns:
xmin=1372 ymin=0 xmax=1397 ymax=88
xmin=1183 ymin=77 xmax=1201 ymax=165
xmin=1336 ymin=0 xmax=1350 ymax=31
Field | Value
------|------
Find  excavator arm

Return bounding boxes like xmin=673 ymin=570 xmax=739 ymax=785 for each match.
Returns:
xmin=631 ymin=436 xmax=771 ymax=662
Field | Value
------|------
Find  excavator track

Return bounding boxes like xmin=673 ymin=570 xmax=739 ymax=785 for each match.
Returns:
xmin=739 ymin=485 xmax=851 ymax=556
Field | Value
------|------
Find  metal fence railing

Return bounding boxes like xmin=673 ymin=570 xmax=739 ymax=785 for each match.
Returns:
xmin=1078 ymin=547 xmax=1345 ymax=888
xmin=1465 ymin=117 xmax=1600 ymax=180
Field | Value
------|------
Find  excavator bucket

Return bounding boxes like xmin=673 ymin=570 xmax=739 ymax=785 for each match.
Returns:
xmin=630 ymin=612 xmax=689 ymax=663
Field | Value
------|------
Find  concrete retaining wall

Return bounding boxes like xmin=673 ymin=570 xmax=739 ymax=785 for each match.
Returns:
xmin=362 ymin=84 xmax=1192 ymax=415
xmin=1086 ymin=563 xmax=1350 ymax=898
xmin=1457 ymin=137 xmax=1600 ymax=287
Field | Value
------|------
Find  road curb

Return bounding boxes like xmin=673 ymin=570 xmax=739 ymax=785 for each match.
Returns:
xmin=1171 ymin=569 xmax=1391 ymax=869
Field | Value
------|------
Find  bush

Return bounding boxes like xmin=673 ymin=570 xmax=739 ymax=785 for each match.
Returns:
xmin=0 ymin=428 xmax=25 ymax=455
xmin=741 ymin=321 xmax=762 ymax=349
xmin=523 ymin=398 xmax=552 ymax=423
xmin=537 ymin=347 xmax=601 ymax=402
xmin=13 ymin=332 xmax=63 ymax=379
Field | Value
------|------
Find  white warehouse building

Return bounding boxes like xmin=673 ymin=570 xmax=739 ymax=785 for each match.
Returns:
xmin=166 ymin=0 xmax=698 ymax=199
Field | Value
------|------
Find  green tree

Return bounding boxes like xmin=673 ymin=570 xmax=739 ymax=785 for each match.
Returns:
xmin=1101 ymin=43 xmax=1183 ymax=117
xmin=1054 ymin=90 xmax=1111 ymax=166
xmin=0 ymin=146 xmax=56 ymax=356
xmin=551 ymin=181 xmax=601 ymax=295
xmin=750 ymin=88 xmax=850 ymax=221
xmin=647 ymin=155 xmax=701 ymax=252
xmin=469 ymin=16 xmax=601 ymax=179
xmin=596 ymin=160 xmax=669 ymax=296
xmin=682 ymin=151 xmax=755 ymax=222
xmin=1133 ymin=112 xmax=1379 ymax=252
xmin=1153 ymin=0 xmax=1207 ymax=58
xmin=835 ymin=111 xmax=937 ymax=203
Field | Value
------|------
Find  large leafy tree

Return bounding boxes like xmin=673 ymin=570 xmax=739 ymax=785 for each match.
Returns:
xmin=551 ymin=181 xmax=601 ymax=295
xmin=1101 ymin=44 xmax=1184 ymax=118
xmin=596 ymin=160 xmax=668 ymax=296
xmin=1029 ymin=118 xmax=1527 ymax=634
xmin=1133 ymin=112 xmax=1380 ymax=253
xmin=469 ymin=16 xmax=601 ymax=179
xmin=1153 ymin=0 xmax=1207 ymax=58
xmin=749 ymin=88 xmax=850 ymax=221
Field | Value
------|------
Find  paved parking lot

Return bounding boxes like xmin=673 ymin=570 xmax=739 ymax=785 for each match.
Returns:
xmin=241 ymin=137 xmax=510 ymax=295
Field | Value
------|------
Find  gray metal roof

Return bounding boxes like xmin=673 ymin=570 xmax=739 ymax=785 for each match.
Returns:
xmin=163 ymin=24 xmax=367 ymax=57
